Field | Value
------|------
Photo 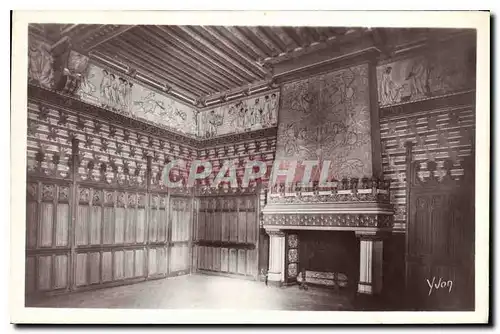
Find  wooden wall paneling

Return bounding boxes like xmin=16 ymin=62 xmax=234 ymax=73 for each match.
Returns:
xmin=230 ymin=198 xmax=239 ymax=242
xmin=124 ymin=249 xmax=135 ymax=278
xmin=69 ymin=138 xmax=79 ymax=291
xmin=38 ymin=255 xmax=52 ymax=291
xmin=135 ymin=248 xmax=144 ymax=277
xmin=26 ymin=256 xmax=37 ymax=294
xmin=114 ymin=249 xmax=124 ymax=280
xmin=102 ymin=251 xmax=113 ymax=282
xmin=163 ymin=193 xmax=171 ymax=276
xmin=221 ymin=247 xmax=229 ymax=272
xmin=76 ymin=187 xmax=90 ymax=246
xmin=221 ymin=198 xmax=229 ymax=242
xmin=102 ymin=191 xmax=114 ymax=244
xmin=26 ymin=182 xmax=39 ymax=249
xmin=125 ymin=193 xmax=136 ymax=244
xmin=75 ymin=252 xmax=87 ymax=286
xmin=237 ymin=197 xmax=247 ymax=243
xmin=229 ymin=248 xmax=237 ymax=274
xmin=89 ymin=251 xmax=100 ymax=284
xmin=149 ymin=200 xmax=158 ymax=243
xmin=55 ymin=185 xmax=70 ymax=247
xmin=89 ymin=188 xmax=102 ymax=245
xmin=115 ymin=193 xmax=125 ymax=244
xmin=191 ymin=198 xmax=199 ymax=272
xmin=247 ymin=197 xmax=257 ymax=244
xmin=39 ymin=184 xmax=56 ymax=248
xmin=237 ymin=249 xmax=246 ymax=275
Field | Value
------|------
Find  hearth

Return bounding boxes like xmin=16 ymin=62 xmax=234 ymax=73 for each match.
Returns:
xmin=288 ymin=230 xmax=359 ymax=291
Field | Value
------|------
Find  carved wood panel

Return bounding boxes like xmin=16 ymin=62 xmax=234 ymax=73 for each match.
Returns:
xmin=405 ymin=142 xmax=475 ymax=311
xmin=194 ymin=195 xmax=259 ymax=278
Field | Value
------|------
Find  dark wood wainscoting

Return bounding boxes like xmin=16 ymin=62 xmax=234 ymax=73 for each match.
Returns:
xmin=193 ymin=195 xmax=259 ymax=279
xmin=25 ymin=172 xmax=194 ymax=301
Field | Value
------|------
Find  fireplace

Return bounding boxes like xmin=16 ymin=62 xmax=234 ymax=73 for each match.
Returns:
xmin=291 ymin=230 xmax=359 ymax=291
xmin=262 ymin=180 xmax=393 ymax=295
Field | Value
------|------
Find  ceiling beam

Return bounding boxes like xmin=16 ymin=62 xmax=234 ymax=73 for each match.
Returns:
xmin=246 ymin=27 xmax=282 ymax=56
xmin=222 ymin=26 xmax=270 ymax=60
xmin=99 ymin=43 xmax=207 ymax=97
xmin=70 ymin=24 xmax=106 ymax=47
xmin=103 ymin=40 xmax=217 ymax=95
xmin=133 ymin=26 xmax=238 ymax=89
xmin=60 ymin=24 xmax=79 ymax=35
xmin=141 ymin=26 xmax=242 ymax=88
xmin=154 ymin=25 xmax=249 ymax=84
xmin=214 ymin=26 xmax=263 ymax=60
xmin=272 ymin=27 xmax=299 ymax=52
xmin=197 ymin=26 xmax=267 ymax=77
xmin=118 ymin=31 xmax=230 ymax=92
xmin=176 ymin=25 xmax=260 ymax=81
xmin=257 ymin=27 xmax=288 ymax=53
xmin=282 ymin=27 xmax=305 ymax=48
xmin=306 ymin=27 xmax=321 ymax=43
xmin=235 ymin=27 xmax=276 ymax=58
xmin=299 ymin=27 xmax=316 ymax=45
xmin=79 ymin=25 xmax=136 ymax=52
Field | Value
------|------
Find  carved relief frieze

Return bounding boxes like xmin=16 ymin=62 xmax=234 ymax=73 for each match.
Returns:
xmin=263 ymin=213 xmax=393 ymax=229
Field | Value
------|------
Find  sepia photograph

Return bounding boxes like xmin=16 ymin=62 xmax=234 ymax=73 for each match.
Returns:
xmin=9 ymin=10 xmax=490 ymax=324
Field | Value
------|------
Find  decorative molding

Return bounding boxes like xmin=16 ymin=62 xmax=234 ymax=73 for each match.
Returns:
xmin=197 ymin=127 xmax=278 ymax=148
xmin=263 ymin=213 xmax=393 ymax=229
xmin=193 ymin=240 xmax=256 ymax=250
xmin=194 ymin=185 xmax=261 ymax=197
xmin=199 ymin=83 xmax=278 ymax=110
xmin=273 ymin=47 xmax=380 ymax=85
xmin=379 ymin=90 xmax=475 ymax=119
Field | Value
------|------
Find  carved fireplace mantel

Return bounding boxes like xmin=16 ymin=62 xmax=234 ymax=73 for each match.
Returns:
xmin=262 ymin=180 xmax=394 ymax=295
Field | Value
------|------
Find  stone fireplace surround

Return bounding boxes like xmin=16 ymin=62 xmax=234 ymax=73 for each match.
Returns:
xmin=262 ymin=181 xmax=393 ymax=295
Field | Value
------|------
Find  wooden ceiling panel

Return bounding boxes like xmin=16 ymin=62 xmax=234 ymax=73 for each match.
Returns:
xmin=114 ymin=30 xmax=230 ymax=92
xmin=32 ymin=23 xmax=370 ymax=105
xmin=131 ymin=27 xmax=236 ymax=90
xmin=98 ymin=43 xmax=208 ymax=97
xmin=147 ymin=25 xmax=245 ymax=87
xmin=175 ymin=25 xmax=260 ymax=82
xmin=193 ymin=26 xmax=267 ymax=77
xmin=235 ymin=27 xmax=276 ymax=58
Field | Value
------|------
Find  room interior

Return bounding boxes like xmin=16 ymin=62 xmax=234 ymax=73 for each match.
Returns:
xmin=25 ymin=24 xmax=476 ymax=311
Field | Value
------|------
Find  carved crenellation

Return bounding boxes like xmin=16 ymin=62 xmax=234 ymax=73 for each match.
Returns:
xmin=267 ymin=177 xmax=391 ymax=204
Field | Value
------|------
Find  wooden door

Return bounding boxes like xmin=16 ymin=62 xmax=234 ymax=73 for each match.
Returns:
xmin=405 ymin=155 xmax=475 ymax=310
xmin=194 ymin=195 xmax=259 ymax=279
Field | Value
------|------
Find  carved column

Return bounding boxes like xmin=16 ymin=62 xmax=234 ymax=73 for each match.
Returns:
xmin=356 ymin=232 xmax=384 ymax=295
xmin=266 ymin=229 xmax=286 ymax=284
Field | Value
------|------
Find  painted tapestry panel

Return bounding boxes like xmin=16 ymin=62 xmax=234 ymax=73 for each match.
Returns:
xmin=277 ymin=64 xmax=373 ymax=180
xmin=77 ymin=63 xmax=198 ymax=136
xmin=197 ymin=91 xmax=279 ymax=138
xmin=377 ymin=46 xmax=476 ymax=107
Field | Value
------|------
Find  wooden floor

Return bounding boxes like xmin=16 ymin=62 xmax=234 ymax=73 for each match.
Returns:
xmin=26 ymin=274 xmax=360 ymax=311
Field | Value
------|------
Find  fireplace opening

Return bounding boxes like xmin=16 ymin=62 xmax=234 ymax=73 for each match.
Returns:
xmin=287 ymin=230 xmax=359 ymax=292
